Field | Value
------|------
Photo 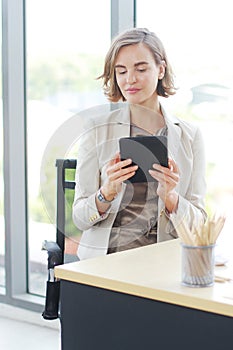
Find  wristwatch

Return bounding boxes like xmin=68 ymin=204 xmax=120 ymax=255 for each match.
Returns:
xmin=97 ymin=188 xmax=112 ymax=203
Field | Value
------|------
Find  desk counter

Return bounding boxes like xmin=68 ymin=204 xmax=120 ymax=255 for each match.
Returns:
xmin=55 ymin=239 xmax=233 ymax=318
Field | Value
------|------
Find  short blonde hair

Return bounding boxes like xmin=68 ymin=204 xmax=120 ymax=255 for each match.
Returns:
xmin=98 ymin=28 xmax=176 ymax=102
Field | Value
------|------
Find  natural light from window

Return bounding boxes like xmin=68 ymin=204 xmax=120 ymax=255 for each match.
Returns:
xmin=137 ymin=0 xmax=233 ymax=262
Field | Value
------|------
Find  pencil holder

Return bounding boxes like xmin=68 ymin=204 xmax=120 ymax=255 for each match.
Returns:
xmin=181 ymin=243 xmax=215 ymax=287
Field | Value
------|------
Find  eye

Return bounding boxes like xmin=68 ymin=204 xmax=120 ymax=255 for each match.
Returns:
xmin=137 ymin=67 xmax=146 ymax=72
xmin=116 ymin=69 xmax=127 ymax=75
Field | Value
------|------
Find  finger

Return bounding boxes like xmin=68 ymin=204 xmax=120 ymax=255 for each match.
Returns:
xmin=115 ymin=152 xmax=121 ymax=163
xmin=108 ymin=152 xmax=121 ymax=167
xmin=106 ymin=155 xmax=129 ymax=176
xmin=114 ymin=169 xmax=137 ymax=183
xmin=152 ymin=161 xmax=171 ymax=171
xmin=152 ymin=163 xmax=179 ymax=180
xmin=149 ymin=169 xmax=167 ymax=183
xmin=149 ymin=169 xmax=179 ymax=185
xmin=111 ymin=158 xmax=134 ymax=172
xmin=168 ymin=158 xmax=179 ymax=174
xmin=109 ymin=164 xmax=138 ymax=181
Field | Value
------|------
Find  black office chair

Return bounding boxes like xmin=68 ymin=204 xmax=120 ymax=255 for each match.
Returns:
xmin=42 ymin=158 xmax=78 ymax=320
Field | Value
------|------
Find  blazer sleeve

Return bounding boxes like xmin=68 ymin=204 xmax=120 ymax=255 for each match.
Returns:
xmin=178 ymin=126 xmax=207 ymax=214
xmin=72 ymin=119 xmax=111 ymax=231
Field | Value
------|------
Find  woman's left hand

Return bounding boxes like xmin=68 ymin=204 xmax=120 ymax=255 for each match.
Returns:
xmin=149 ymin=158 xmax=180 ymax=213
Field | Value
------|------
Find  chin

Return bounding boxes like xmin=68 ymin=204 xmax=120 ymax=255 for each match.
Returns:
xmin=125 ymin=97 xmax=142 ymax=105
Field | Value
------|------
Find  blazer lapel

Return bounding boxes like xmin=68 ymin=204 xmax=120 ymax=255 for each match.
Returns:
xmin=112 ymin=104 xmax=131 ymax=199
xmin=115 ymin=103 xmax=131 ymax=137
xmin=161 ymin=106 xmax=181 ymax=161
xmin=161 ymin=105 xmax=182 ymax=198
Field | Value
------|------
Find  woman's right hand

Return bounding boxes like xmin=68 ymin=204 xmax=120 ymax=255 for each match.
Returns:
xmin=101 ymin=152 xmax=138 ymax=201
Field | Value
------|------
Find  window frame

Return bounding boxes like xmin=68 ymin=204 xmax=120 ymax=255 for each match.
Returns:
xmin=1 ymin=0 xmax=136 ymax=311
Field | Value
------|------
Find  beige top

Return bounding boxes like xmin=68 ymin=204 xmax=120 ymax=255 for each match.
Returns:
xmin=55 ymin=239 xmax=233 ymax=318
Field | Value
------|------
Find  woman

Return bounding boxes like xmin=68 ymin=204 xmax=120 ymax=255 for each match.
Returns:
xmin=72 ymin=28 xmax=207 ymax=260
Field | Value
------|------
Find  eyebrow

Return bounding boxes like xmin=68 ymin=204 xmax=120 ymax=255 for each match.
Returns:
xmin=115 ymin=61 xmax=149 ymax=69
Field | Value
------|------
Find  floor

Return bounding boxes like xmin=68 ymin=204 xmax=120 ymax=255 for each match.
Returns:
xmin=0 ymin=303 xmax=61 ymax=350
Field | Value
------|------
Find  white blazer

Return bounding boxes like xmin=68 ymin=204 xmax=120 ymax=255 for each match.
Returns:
xmin=73 ymin=104 xmax=207 ymax=260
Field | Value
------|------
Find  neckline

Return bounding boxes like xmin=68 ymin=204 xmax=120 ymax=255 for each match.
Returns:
xmin=130 ymin=122 xmax=167 ymax=136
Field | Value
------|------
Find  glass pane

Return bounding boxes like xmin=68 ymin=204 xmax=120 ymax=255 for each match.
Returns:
xmin=137 ymin=0 xmax=233 ymax=259
xmin=0 ymin=0 xmax=5 ymax=290
xmin=26 ymin=0 xmax=110 ymax=295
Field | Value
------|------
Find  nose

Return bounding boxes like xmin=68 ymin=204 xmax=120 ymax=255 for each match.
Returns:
xmin=126 ymin=70 xmax=136 ymax=84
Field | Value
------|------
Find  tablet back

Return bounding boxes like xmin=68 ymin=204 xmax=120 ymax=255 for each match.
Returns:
xmin=119 ymin=135 xmax=168 ymax=183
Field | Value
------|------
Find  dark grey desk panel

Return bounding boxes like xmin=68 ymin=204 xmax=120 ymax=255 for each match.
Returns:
xmin=60 ymin=280 xmax=233 ymax=350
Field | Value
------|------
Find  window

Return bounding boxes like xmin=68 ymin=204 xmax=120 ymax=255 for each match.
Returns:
xmin=137 ymin=0 xmax=233 ymax=259
xmin=26 ymin=0 xmax=111 ymax=295
xmin=0 ymin=0 xmax=4 ymax=290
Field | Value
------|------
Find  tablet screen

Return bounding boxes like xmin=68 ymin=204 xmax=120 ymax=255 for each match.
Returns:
xmin=119 ymin=135 xmax=168 ymax=183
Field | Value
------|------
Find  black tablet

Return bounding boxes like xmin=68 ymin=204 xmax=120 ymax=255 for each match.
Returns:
xmin=119 ymin=135 xmax=168 ymax=183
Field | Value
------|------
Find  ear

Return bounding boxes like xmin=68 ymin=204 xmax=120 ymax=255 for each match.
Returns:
xmin=158 ymin=60 xmax=166 ymax=80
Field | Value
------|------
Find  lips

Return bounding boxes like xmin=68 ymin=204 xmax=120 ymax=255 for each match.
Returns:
xmin=126 ymin=88 xmax=140 ymax=93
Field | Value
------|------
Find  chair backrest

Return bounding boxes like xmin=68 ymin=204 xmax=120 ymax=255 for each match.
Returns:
xmin=42 ymin=158 xmax=78 ymax=320
xmin=55 ymin=158 xmax=79 ymax=263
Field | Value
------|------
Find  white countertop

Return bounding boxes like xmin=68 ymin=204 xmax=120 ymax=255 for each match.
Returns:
xmin=55 ymin=239 xmax=233 ymax=317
